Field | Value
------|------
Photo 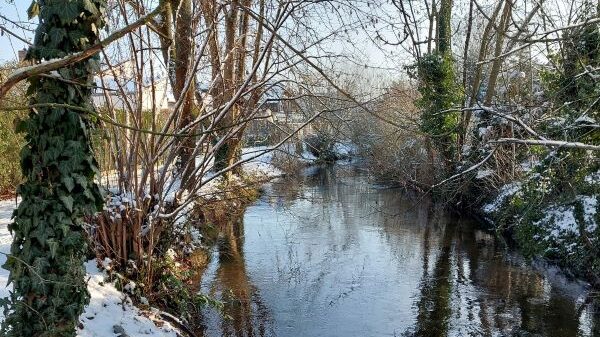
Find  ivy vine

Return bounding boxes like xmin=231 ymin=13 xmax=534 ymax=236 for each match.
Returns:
xmin=1 ymin=1 xmax=106 ymax=336
xmin=416 ymin=52 xmax=463 ymax=166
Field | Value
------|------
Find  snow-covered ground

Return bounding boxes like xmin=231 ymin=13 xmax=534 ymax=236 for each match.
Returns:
xmin=482 ymin=169 xmax=600 ymax=254
xmin=241 ymin=146 xmax=283 ymax=178
xmin=0 ymin=202 xmax=179 ymax=337
xmin=266 ymin=141 xmax=357 ymax=166
xmin=79 ymin=260 xmax=179 ymax=337
xmin=482 ymin=182 xmax=522 ymax=214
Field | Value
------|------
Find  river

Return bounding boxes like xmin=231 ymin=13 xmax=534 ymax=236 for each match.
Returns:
xmin=194 ymin=163 xmax=599 ymax=337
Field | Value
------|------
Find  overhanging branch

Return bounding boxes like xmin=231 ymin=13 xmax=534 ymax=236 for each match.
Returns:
xmin=491 ymin=138 xmax=600 ymax=151
xmin=0 ymin=7 xmax=161 ymax=101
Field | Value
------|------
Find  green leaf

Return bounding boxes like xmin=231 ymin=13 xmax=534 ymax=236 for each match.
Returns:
xmin=82 ymin=0 xmax=99 ymax=16
xmin=27 ymin=1 xmax=40 ymax=19
xmin=57 ymin=2 xmax=82 ymax=24
xmin=59 ymin=195 xmax=74 ymax=212
xmin=47 ymin=239 xmax=59 ymax=259
xmin=48 ymin=28 xmax=68 ymax=47
xmin=62 ymin=176 xmax=75 ymax=192
xmin=14 ymin=118 xmax=28 ymax=134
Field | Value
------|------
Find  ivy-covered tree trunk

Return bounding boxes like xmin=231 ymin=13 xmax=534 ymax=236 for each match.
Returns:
xmin=1 ymin=1 xmax=105 ymax=336
xmin=436 ymin=0 xmax=452 ymax=55
xmin=416 ymin=0 xmax=462 ymax=168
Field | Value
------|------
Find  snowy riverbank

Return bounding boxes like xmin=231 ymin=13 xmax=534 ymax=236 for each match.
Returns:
xmin=0 ymin=198 xmax=180 ymax=337
xmin=0 ymin=148 xmax=283 ymax=336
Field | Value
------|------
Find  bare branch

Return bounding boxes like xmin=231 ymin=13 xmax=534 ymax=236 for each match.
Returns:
xmin=490 ymin=138 xmax=600 ymax=151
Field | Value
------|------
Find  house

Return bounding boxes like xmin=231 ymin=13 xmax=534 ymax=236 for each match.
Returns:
xmin=17 ymin=48 xmax=27 ymax=63
xmin=243 ymin=84 xmax=311 ymax=145
xmin=92 ymin=60 xmax=174 ymax=112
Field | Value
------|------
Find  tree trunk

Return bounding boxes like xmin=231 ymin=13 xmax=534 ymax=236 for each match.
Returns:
xmin=469 ymin=0 xmax=504 ymax=106
xmin=172 ymin=0 xmax=197 ymax=188
xmin=436 ymin=0 xmax=452 ymax=54
xmin=214 ymin=0 xmax=242 ymax=175
xmin=457 ymin=0 xmax=475 ymax=155
xmin=484 ymin=0 xmax=513 ymax=106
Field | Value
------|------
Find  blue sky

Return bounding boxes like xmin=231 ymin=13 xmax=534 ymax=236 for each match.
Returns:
xmin=0 ymin=1 xmax=32 ymax=63
xmin=0 ymin=1 xmax=399 ymax=78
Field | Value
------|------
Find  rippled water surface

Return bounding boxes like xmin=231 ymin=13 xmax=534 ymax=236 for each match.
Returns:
xmin=195 ymin=165 xmax=599 ymax=337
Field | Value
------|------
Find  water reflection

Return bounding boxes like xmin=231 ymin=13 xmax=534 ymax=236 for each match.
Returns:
xmin=197 ymin=218 xmax=274 ymax=337
xmin=196 ymin=165 xmax=599 ymax=337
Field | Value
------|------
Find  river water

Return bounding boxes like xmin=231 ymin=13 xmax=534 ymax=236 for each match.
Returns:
xmin=195 ymin=164 xmax=599 ymax=337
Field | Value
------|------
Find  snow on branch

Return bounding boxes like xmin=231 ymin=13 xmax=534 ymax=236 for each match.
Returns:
xmin=490 ymin=138 xmax=600 ymax=151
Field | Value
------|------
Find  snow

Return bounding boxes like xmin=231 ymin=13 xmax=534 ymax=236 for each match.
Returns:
xmin=0 ymin=200 xmax=15 ymax=313
xmin=579 ymin=195 xmax=598 ymax=233
xmin=478 ymin=126 xmax=492 ymax=138
xmin=584 ymin=171 xmax=600 ymax=185
xmin=300 ymin=150 xmax=317 ymax=162
xmin=549 ymin=117 xmax=566 ymax=127
xmin=574 ymin=115 xmax=596 ymax=124
xmin=241 ymin=146 xmax=283 ymax=178
xmin=80 ymin=262 xmax=178 ymax=337
xmin=0 ymin=200 xmax=178 ymax=337
xmin=532 ymin=195 xmax=598 ymax=249
xmin=0 ymin=146 xmax=287 ymax=335
xmin=476 ymin=169 xmax=494 ymax=179
xmin=461 ymin=144 xmax=472 ymax=157
xmin=519 ymin=158 xmax=539 ymax=173
xmin=509 ymin=70 xmax=527 ymax=79
xmin=482 ymin=183 xmax=522 ymax=214
xmin=535 ymin=204 xmax=579 ymax=239
xmin=332 ymin=142 xmax=357 ymax=157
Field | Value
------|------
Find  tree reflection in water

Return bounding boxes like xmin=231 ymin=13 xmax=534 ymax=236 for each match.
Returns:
xmin=197 ymin=217 xmax=274 ymax=337
xmin=193 ymin=165 xmax=599 ymax=337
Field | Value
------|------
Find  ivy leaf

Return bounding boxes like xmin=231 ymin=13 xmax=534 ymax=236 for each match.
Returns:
xmin=14 ymin=118 xmax=28 ymax=134
xmin=59 ymin=195 xmax=74 ymax=212
xmin=82 ymin=0 xmax=99 ymax=16
xmin=47 ymin=239 xmax=59 ymax=259
xmin=48 ymin=28 xmax=68 ymax=48
xmin=74 ymin=174 xmax=88 ymax=189
xmin=57 ymin=2 xmax=81 ymax=24
xmin=62 ymin=176 xmax=75 ymax=192
xmin=27 ymin=1 xmax=40 ymax=19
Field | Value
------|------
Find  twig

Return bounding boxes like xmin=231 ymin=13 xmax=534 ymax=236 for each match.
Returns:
xmin=432 ymin=147 xmax=498 ymax=188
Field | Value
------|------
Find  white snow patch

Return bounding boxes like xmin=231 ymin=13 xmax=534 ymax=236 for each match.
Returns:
xmin=476 ymin=169 xmax=494 ymax=179
xmin=299 ymin=150 xmax=317 ymax=162
xmin=478 ymin=126 xmax=492 ymax=138
xmin=519 ymin=158 xmax=539 ymax=173
xmin=332 ymin=142 xmax=356 ymax=157
xmin=584 ymin=171 xmax=600 ymax=185
xmin=241 ymin=146 xmax=283 ymax=178
xmin=79 ymin=262 xmax=178 ymax=337
xmin=482 ymin=183 xmax=522 ymax=214
xmin=574 ymin=115 xmax=597 ymax=124
xmin=461 ymin=144 xmax=472 ymax=157
xmin=579 ymin=195 xmax=598 ymax=233
xmin=536 ymin=205 xmax=579 ymax=239
xmin=535 ymin=196 xmax=598 ymax=247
